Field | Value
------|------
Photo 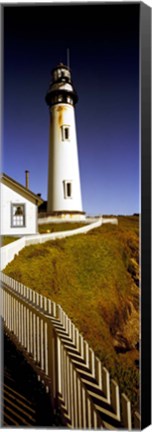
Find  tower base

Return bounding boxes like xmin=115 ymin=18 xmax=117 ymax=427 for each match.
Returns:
xmin=38 ymin=210 xmax=86 ymax=224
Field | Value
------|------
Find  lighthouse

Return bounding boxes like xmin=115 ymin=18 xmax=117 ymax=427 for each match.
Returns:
xmin=45 ymin=62 xmax=85 ymax=219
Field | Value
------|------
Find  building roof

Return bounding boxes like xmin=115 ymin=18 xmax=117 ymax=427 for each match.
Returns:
xmin=0 ymin=173 xmax=44 ymax=206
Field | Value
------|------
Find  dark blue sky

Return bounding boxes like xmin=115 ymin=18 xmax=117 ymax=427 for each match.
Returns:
xmin=3 ymin=4 xmax=139 ymax=215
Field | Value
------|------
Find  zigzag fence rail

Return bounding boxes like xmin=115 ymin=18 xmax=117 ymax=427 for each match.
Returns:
xmin=1 ymin=272 xmax=140 ymax=429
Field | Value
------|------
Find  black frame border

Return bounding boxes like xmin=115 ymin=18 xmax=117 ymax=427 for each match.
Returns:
xmin=0 ymin=2 xmax=151 ymax=430
xmin=140 ymin=2 xmax=151 ymax=429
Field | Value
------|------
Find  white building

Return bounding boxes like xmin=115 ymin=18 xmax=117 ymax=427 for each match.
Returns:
xmin=0 ymin=173 xmax=43 ymax=236
xmin=45 ymin=63 xmax=85 ymax=220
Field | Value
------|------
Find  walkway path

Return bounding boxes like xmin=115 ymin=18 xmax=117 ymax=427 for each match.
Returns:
xmin=2 ymin=334 xmax=61 ymax=427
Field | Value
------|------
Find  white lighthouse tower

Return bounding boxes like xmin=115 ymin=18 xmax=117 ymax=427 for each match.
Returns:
xmin=45 ymin=62 xmax=85 ymax=219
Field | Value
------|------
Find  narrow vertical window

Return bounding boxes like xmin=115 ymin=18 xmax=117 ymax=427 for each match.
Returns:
xmin=65 ymin=127 xmax=69 ymax=140
xmin=61 ymin=71 xmax=65 ymax=81
xmin=63 ymin=181 xmax=72 ymax=199
xmin=61 ymin=125 xmax=70 ymax=141
xmin=67 ymin=182 xmax=71 ymax=197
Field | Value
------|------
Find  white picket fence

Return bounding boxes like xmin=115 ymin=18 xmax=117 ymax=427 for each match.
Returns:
xmin=1 ymin=220 xmax=103 ymax=271
xmin=1 ymin=272 xmax=140 ymax=429
xmin=1 ymin=217 xmax=118 ymax=271
xmin=0 ymin=237 xmax=26 ymax=271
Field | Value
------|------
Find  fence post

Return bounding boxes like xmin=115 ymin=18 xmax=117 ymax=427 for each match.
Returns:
xmin=89 ymin=348 xmax=95 ymax=378
xmin=84 ymin=340 xmax=89 ymax=368
xmin=47 ymin=318 xmax=58 ymax=412
xmin=134 ymin=410 xmax=141 ymax=429
xmin=56 ymin=335 xmax=62 ymax=395
xmin=111 ymin=379 xmax=121 ymax=420
xmin=71 ymin=322 xmax=75 ymax=346
xmin=95 ymin=357 xmax=102 ymax=389
xmin=56 ymin=303 xmax=61 ymax=320
xmin=102 ymin=367 xmax=111 ymax=404
xmin=121 ymin=393 xmax=132 ymax=430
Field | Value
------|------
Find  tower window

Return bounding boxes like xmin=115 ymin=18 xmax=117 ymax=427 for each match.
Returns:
xmin=65 ymin=128 xmax=69 ymax=139
xmin=57 ymin=70 xmax=61 ymax=78
xmin=63 ymin=181 xmax=72 ymax=199
xmin=67 ymin=96 xmax=73 ymax=105
xmin=11 ymin=204 xmax=25 ymax=227
xmin=67 ymin=182 xmax=71 ymax=197
xmin=53 ymin=71 xmax=58 ymax=81
xmin=61 ymin=125 xmax=70 ymax=141
xmin=58 ymin=95 xmax=63 ymax=102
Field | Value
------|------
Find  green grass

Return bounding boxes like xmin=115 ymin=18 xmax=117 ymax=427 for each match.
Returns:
xmin=38 ymin=222 xmax=87 ymax=234
xmin=4 ymin=215 xmax=140 ymax=412
xmin=1 ymin=236 xmax=19 ymax=246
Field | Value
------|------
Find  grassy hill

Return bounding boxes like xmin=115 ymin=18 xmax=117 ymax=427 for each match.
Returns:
xmin=1 ymin=236 xmax=19 ymax=246
xmin=4 ymin=216 xmax=140 ymax=412
xmin=38 ymin=221 xmax=86 ymax=234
